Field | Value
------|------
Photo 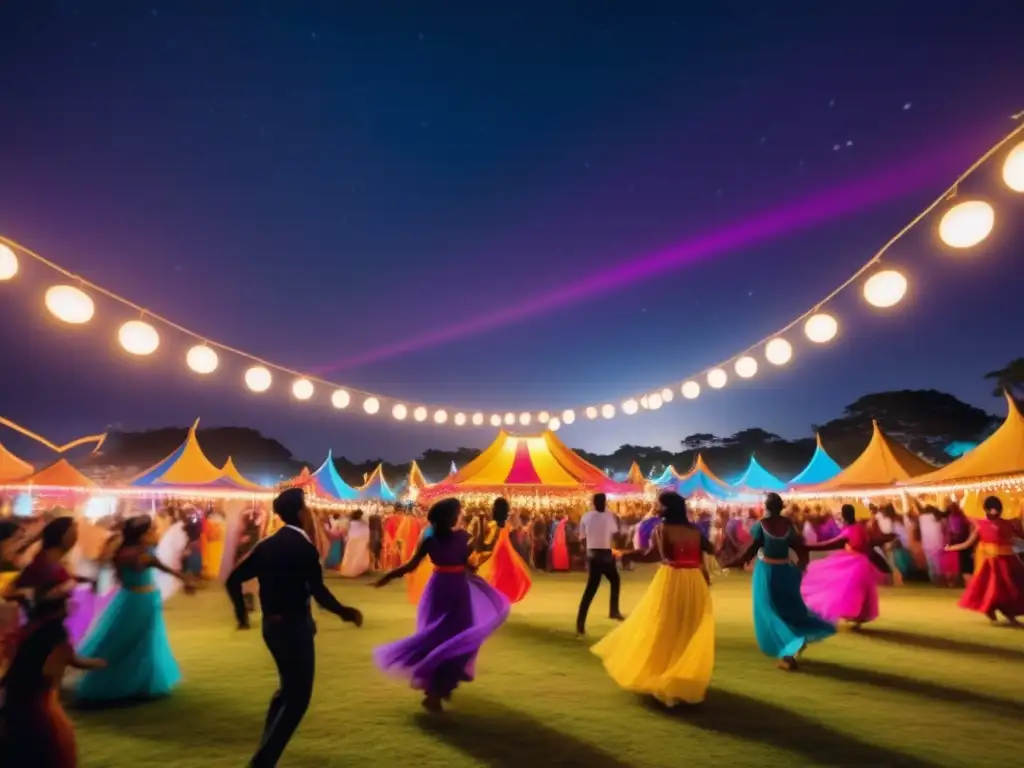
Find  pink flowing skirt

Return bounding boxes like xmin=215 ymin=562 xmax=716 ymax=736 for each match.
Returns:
xmin=801 ymin=550 xmax=884 ymax=624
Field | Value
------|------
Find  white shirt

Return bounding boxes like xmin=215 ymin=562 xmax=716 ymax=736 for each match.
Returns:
xmin=580 ymin=510 xmax=619 ymax=550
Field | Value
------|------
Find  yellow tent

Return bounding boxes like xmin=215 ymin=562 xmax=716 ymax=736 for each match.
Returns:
xmin=221 ymin=457 xmax=263 ymax=490
xmin=808 ymin=421 xmax=935 ymax=492
xmin=626 ymin=461 xmax=645 ymax=486
xmin=408 ymin=460 xmax=429 ymax=491
xmin=130 ymin=419 xmax=225 ymax=487
xmin=908 ymin=393 xmax=1024 ymax=487
xmin=0 ymin=440 xmax=33 ymax=484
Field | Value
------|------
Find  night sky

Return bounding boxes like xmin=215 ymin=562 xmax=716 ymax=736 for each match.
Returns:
xmin=2 ymin=3 xmax=1023 ymax=466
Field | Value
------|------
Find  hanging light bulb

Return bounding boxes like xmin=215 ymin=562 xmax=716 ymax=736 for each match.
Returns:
xmin=363 ymin=396 xmax=380 ymax=414
xmin=292 ymin=378 xmax=314 ymax=400
xmin=562 ymin=409 xmax=576 ymax=425
xmin=392 ymin=403 xmax=408 ymax=420
xmin=538 ymin=411 xmax=550 ymax=423
xmin=939 ymin=200 xmax=994 ymax=249
xmin=648 ymin=393 xmax=663 ymax=410
xmin=0 ymin=244 xmax=18 ymax=281
xmin=639 ymin=395 xmax=649 ymax=410
xmin=707 ymin=368 xmax=727 ymax=389
xmin=454 ymin=412 xmax=466 ymax=426
xmin=434 ymin=410 xmax=448 ymax=424
xmin=504 ymin=412 xmax=515 ymax=426
xmin=735 ymin=356 xmax=758 ymax=379
xmin=331 ymin=389 xmax=350 ymax=409
xmin=118 ymin=320 xmax=160 ymax=356
xmin=472 ymin=412 xmax=485 ymax=426
xmin=601 ymin=403 xmax=616 ymax=419
xmin=186 ymin=344 xmax=219 ymax=374
xmin=586 ymin=406 xmax=598 ymax=420
xmin=863 ymin=269 xmax=908 ymax=308
xmin=804 ymin=312 xmax=838 ymax=343
xmin=660 ymin=387 xmax=674 ymax=402
xmin=1003 ymin=140 xmax=1024 ymax=192
xmin=548 ymin=417 xmax=561 ymax=431
xmin=682 ymin=381 xmax=700 ymax=399
xmin=490 ymin=414 xmax=502 ymax=427
xmin=519 ymin=412 xmax=531 ymax=426
xmin=623 ymin=398 xmax=639 ymax=415
xmin=245 ymin=366 xmax=272 ymax=393
xmin=413 ymin=406 xmax=428 ymax=422
xmin=45 ymin=285 xmax=95 ymax=325
xmin=765 ymin=338 xmax=792 ymax=366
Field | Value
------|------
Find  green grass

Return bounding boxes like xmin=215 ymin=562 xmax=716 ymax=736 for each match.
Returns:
xmin=72 ymin=569 xmax=1023 ymax=767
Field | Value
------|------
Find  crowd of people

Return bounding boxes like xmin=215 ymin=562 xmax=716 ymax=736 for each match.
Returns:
xmin=0 ymin=486 xmax=1022 ymax=766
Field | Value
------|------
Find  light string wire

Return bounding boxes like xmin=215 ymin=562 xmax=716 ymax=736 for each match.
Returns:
xmin=2 ymin=118 xmax=1022 ymax=428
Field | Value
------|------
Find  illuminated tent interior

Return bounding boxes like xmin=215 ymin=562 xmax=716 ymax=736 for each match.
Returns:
xmin=733 ymin=455 xmax=786 ymax=492
xmin=670 ymin=454 xmax=737 ymax=500
xmin=806 ymin=421 xmax=935 ymax=493
xmin=357 ymin=464 xmax=398 ymax=503
xmin=130 ymin=420 xmax=262 ymax=491
xmin=788 ymin=434 xmax=843 ymax=486
xmin=0 ymin=440 xmax=34 ymax=484
xmin=419 ymin=430 xmax=640 ymax=501
xmin=626 ymin=461 xmax=645 ymax=486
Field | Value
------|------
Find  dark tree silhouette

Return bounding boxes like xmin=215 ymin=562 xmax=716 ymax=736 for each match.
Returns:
xmin=984 ymin=358 xmax=1024 ymax=399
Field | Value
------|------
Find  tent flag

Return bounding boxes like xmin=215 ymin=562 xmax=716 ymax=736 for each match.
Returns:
xmin=789 ymin=434 xmax=842 ymax=486
xmin=733 ymin=455 xmax=786 ymax=492
xmin=358 ymin=464 xmax=398 ymax=502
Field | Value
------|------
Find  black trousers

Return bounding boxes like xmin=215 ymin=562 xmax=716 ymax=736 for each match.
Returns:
xmin=251 ymin=617 xmax=316 ymax=768
xmin=576 ymin=549 xmax=621 ymax=631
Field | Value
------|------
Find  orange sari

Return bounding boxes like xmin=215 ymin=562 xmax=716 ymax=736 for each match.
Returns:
xmin=477 ymin=527 xmax=532 ymax=603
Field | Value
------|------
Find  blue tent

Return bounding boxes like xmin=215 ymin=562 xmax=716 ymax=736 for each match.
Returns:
xmin=650 ymin=466 xmax=677 ymax=488
xmin=789 ymin=434 xmax=842 ymax=486
xmin=358 ymin=464 xmax=398 ymax=503
xmin=672 ymin=455 xmax=737 ymax=500
xmin=311 ymin=451 xmax=360 ymax=501
xmin=732 ymin=455 xmax=786 ymax=492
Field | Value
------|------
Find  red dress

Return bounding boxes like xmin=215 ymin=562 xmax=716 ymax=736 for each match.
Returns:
xmin=958 ymin=518 xmax=1024 ymax=618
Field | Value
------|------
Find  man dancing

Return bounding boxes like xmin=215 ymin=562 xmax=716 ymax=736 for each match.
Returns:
xmin=576 ymin=493 xmax=625 ymax=634
xmin=227 ymin=488 xmax=363 ymax=767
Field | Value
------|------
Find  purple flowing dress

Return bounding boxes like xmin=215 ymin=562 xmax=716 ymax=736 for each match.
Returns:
xmin=374 ymin=529 xmax=509 ymax=699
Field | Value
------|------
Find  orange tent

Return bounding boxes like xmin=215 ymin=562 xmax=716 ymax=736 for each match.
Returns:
xmin=407 ymin=460 xmax=429 ymax=491
xmin=0 ymin=440 xmax=34 ymax=484
xmin=626 ymin=461 xmax=645 ymax=486
xmin=808 ymin=421 xmax=934 ymax=492
xmin=19 ymin=458 xmax=97 ymax=489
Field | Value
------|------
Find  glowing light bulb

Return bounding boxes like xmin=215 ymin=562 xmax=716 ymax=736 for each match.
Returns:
xmin=707 ymin=368 xmax=727 ymax=389
xmin=0 ymin=244 xmax=18 ymax=281
xmin=548 ymin=417 xmax=561 ymax=431
xmin=735 ymin=356 xmax=758 ymax=378
xmin=519 ymin=412 xmax=531 ymax=426
xmin=434 ymin=410 xmax=448 ymax=424
xmin=562 ymin=409 xmax=576 ymax=425
xmin=292 ymin=378 xmax=314 ymax=400
xmin=682 ymin=381 xmax=700 ymax=399
xmin=472 ymin=412 xmax=484 ymax=426
xmin=331 ymin=389 xmax=350 ymax=409
xmin=392 ymin=403 xmax=408 ymax=420
xmin=186 ymin=344 xmax=219 ymax=374
xmin=118 ymin=320 xmax=160 ymax=356
xmin=586 ymin=406 xmax=598 ymax=420
xmin=939 ymin=200 xmax=994 ymax=249
xmin=1003 ymin=141 xmax=1024 ymax=192
xmin=765 ymin=338 xmax=792 ymax=366
xmin=601 ymin=403 xmax=615 ymax=419
xmin=623 ymin=398 xmax=639 ymax=415
xmin=413 ymin=406 xmax=428 ymax=422
xmin=45 ymin=285 xmax=95 ymax=325
xmin=640 ymin=395 xmax=649 ymax=410
xmin=363 ymin=396 xmax=380 ymax=414
xmin=454 ymin=412 xmax=466 ymax=426
xmin=804 ymin=312 xmax=838 ymax=343
xmin=245 ymin=366 xmax=272 ymax=393
xmin=504 ymin=412 xmax=515 ymax=426
xmin=538 ymin=411 xmax=550 ymax=423
xmin=863 ymin=269 xmax=907 ymax=308
xmin=661 ymin=387 xmax=674 ymax=402
xmin=490 ymin=414 xmax=502 ymax=427
xmin=648 ymin=393 xmax=663 ymax=410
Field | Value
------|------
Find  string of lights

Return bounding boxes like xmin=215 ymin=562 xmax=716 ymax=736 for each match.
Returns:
xmin=1 ymin=124 xmax=1022 ymax=432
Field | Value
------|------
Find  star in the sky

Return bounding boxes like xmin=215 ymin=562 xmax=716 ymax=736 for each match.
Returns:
xmin=833 ymin=143 xmax=841 ymax=151
xmin=828 ymin=98 xmax=836 ymax=107
xmin=903 ymin=102 xmax=913 ymax=110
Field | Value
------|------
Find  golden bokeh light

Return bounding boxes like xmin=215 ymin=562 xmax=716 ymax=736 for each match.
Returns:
xmin=938 ymin=200 xmax=994 ymax=249
xmin=45 ymin=285 xmax=95 ymax=325
xmin=764 ymin=338 xmax=792 ymax=366
xmin=804 ymin=312 xmax=838 ymax=343
xmin=863 ymin=269 xmax=907 ymax=308
xmin=245 ymin=366 xmax=272 ymax=393
xmin=681 ymin=380 xmax=700 ymax=399
xmin=735 ymin=356 xmax=758 ymax=379
xmin=118 ymin=320 xmax=160 ymax=356
xmin=707 ymin=368 xmax=727 ymax=389
xmin=291 ymin=378 xmax=314 ymax=400
xmin=186 ymin=344 xmax=219 ymax=374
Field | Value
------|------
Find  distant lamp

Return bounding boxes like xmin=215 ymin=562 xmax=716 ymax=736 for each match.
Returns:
xmin=765 ymin=338 xmax=792 ymax=366
xmin=245 ymin=366 xmax=272 ymax=393
xmin=562 ymin=409 xmax=576 ymax=425
xmin=519 ymin=412 xmax=531 ymax=426
xmin=45 ymin=285 xmax=95 ymax=325
xmin=648 ymin=393 xmax=663 ymax=410
xmin=548 ymin=417 xmax=562 ymax=431
xmin=331 ymin=389 xmax=350 ymax=409
xmin=537 ymin=411 xmax=550 ymax=423
xmin=490 ymin=414 xmax=502 ymax=427
xmin=413 ymin=406 xmax=428 ymax=422
xmin=681 ymin=381 xmax=700 ymax=399
xmin=1003 ymin=141 xmax=1024 ymax=192
xmin=601 ymin=403 xmax=616 ymax=419
xmin=187 ymin=344 xmax=219 ymax=374
xmin=454 ymin=412 xmax=467 ymax=426
xmin=434 ymin=410 xmax=448 ymax=424
xmin=292 ymin=378 xmax=314 ymax=400
xmin=0 ymin=244 xmax=18 ymax=281
xmin=660 ymin=387 xmax=674 ymax=402
xmin=735 ymin=356 xmax=758 ymax=378
xmin=586 ymin=406 xmax=598 ymax=420
xmin=472 ymin=412 xmax=485 ymax=426
xmin=804 ymin=312 xmax=838 ymax=343
xmin=622 ymin=398 xmax=639 ymax=415
xmin=118 ymin=320 xmax=160 ymax=356
xmin=939 ymin=200 xmax=994 ymax=249
xmin=504 ymin=412 xmax=515 ymax=426
xmin=392 ymin=403 xmax=408 ymax=420
xmin=363 ymin=396 xmax=380 ymax=415
xmin=707 ymin=368 xmax=727 ymax=389
xmin=863 ymin=269 xmax=907 ymax=308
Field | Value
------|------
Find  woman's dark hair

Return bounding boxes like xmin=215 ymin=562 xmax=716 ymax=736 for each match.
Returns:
xmin=983 ymin=495 xmax=1003 ymax=515
xmin=41 ymin=516 xmax=76 ymax=549
xmin=658 ymin=491 xmax=689 ymax=524
xmin=115 ymin=515 xmax=153 ymax=561
xmin=427 ymin=498 xmax=461 ymax=538
xmin=840 ymin=504 xmax=857 ymax=526
xmin=350 ymin=509 xmax=364 ymax=522
xmin=764 ymin=493 xmax=784 ymax=516
xmin=0 ymin=519 xmax=19 ymax=545
xmin=492 ymin=497 xmax=510 ymax=527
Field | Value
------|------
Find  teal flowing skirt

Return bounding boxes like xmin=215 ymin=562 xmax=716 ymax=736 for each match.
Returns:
xmin=752 ymin=559 xmax=835 ymax=659
xmin=75 ymin=588 xmax=181 ymax=703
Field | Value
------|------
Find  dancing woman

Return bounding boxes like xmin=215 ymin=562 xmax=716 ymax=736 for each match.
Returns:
xmin=475 ymin=498 xmax=532 ymax=604
xmin=340 ymin=510 xmax=371 ymax=577
xmin=947 ymin=495 xmax=1024 ymax=625
xmin=800 ymin=505 xmax=894 ymax=629
xmin=75 ymin=515 xmax=192 ymax=704
xmin=592 ymin=492 xmax=715 ymax=706
xmin=722 ymin=493 xmax=835 ymax=671
xmin=373 ymin=498 xmax=509 ymax=713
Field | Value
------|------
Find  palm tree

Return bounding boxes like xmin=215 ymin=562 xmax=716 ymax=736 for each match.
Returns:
xmin=983 ymin=358 xmax=1024 ymax=398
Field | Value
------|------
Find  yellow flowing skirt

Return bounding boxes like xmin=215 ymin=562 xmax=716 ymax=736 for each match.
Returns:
xmin=591 ymin=565 xmax=714 ymax=706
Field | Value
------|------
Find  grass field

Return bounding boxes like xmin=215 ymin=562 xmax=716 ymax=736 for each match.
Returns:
xmin=71 ymin=569 xmax=1022 ymax=767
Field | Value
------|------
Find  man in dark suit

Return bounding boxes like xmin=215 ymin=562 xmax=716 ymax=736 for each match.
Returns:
xmin=227 ymin=488 xmax=363 ymax=767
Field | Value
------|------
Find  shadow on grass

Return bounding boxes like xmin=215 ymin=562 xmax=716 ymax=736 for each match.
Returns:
xmin=415 ymin=695 xmax=634 ymax=768
xmin=803 ymin=659 xmax=1024 ymax=716
xmin=858 ymin=627 xmax=1024 ymax=661
xmin=646 ymin=688 xmax=937 ymax=768
xmin=499 ymin=618 xmax=594 ymax=650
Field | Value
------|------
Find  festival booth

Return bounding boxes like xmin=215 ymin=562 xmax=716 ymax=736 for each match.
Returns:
xmin=788 ymin=434 xmax=843 ymax=487
xmin=901 ymin=393 xmax=1024 ymax=518
xmin=357 ymin=464 xmax=398 ymax=505
xmin=732 ymin=455 xmax=787 ymax=493
xmin=294 ymin=451 xmax=360 ymax=503
xmin=670 ymin=455 xmax=741 ymax=505
xmin=626 ymin=461 xmax=646 ymax=487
